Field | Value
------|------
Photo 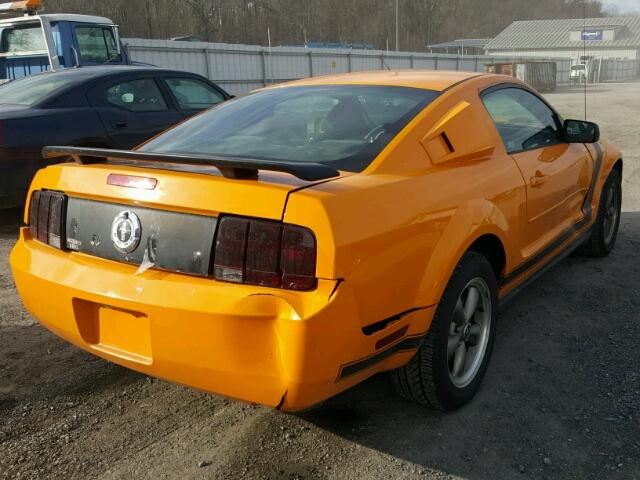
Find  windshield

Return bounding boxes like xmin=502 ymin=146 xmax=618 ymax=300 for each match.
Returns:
xmin=0 ymin=74 xmax=76 ymax=106
xmin=139 ymin=85 xmax=440 ymax=172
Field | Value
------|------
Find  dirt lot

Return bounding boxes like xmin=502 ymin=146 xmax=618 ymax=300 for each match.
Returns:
xmin=1 ymin=81 xmax=639 ymax=480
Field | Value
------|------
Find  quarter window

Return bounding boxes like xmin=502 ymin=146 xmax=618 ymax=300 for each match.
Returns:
xmin=482 ymin=87 xmax=562 ymax=153
xmin=164 ymin=78 xmax=225 ymax=110
xmin=105 ymin=79 xmax=168 ymax=112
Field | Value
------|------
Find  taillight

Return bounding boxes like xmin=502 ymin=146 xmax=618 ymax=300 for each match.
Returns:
xmin=245 ymin=220 xmax=281 ymax=287
xmin=28 ymin=190 xmax=67 ymax=249
xmin=213 ymin=217 xmax=249 ymax=284
xmin=214 ymin=216 xmax=317 ymax=291
xmin=281 ymin=225 xmax=317 ymax=291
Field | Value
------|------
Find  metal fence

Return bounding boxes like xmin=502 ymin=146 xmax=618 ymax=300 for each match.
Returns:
xmin=124 ymin=38 xmax=575 ymax=95
xmin=601 ymin=59 xmax=640 ymax=82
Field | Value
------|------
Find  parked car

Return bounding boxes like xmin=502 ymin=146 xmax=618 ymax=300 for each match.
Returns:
xmin=10 ymin=71 xmax=622 ymax=412
xmin=0 ymin=66 xmax=230 ymax=208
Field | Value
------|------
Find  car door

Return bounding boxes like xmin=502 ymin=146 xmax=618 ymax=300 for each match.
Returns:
xmin=481 ymin=86 xmax=593 ymax=256
xmin=88 ymin=75 xmax=183 ymax=149
xmin=160 ymin=75 xmax=227 ymax=119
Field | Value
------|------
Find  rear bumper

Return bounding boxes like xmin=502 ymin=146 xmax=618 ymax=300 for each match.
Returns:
xmin=10 ymin=230 xmax=433 ymax=411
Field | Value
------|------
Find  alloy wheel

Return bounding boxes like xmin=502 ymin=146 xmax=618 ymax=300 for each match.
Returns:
xmin=447 ymin=277 xmax=492 ymax=388
xmin=603 ymin=181 xmax=620 ymax=245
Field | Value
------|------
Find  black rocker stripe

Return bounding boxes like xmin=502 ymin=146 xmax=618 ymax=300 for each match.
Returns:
xmin=499 ymin=223 xmax=592 ymax=309
xmin=581 ymin=142 xmax=604 ymax=220
xmin=337 ymin=334 xmax=425 ymax=381
xmin=501 ymin=143 xmax=603 ymax=285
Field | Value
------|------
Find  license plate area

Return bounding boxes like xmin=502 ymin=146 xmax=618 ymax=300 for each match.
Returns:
xmin=73 ymin=299 xmax=152 ymax=365
xmin=65 ymin=198 xmax=217 ymax=277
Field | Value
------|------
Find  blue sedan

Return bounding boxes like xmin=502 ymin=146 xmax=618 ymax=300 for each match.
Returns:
xmin=0 ymin=66 xmax=230 ymax=208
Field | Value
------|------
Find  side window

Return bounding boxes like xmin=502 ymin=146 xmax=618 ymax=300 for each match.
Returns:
xmin=164 ymin=78 xmax=225 ymax=110
xmin=75 ymin=26 xmax=121 ymax=63
xmin=105 ymin=79 xmax=168 ymax=112
xmin=482 ymin=87 xmax=561 ymax=153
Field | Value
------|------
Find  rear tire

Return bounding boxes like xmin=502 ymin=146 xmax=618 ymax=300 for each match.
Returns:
xmin=391 ymin=252 xmax=498 ymax=410
xmin=577 ymin=169 xmax=622 ymax=257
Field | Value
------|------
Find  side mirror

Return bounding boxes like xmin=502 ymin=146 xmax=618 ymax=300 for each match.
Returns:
xmin=563 ymin=119 xmax=600 ymax=144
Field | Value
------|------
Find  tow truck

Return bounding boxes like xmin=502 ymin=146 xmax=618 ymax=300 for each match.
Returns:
xmin=0 ymin=0 xmax=132 ymax=82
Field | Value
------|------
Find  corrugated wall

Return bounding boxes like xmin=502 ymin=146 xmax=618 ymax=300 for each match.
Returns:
xmin=489 ymin=48 xmax=639 ymax=60
xmin=601 ymin=58 xmax=640 ymax=81
xmin=124 ymin=38 xmax=573 ymax=95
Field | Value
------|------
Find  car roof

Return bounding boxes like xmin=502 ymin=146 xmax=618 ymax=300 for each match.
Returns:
xmin=274 ymin=70 xmax=486 ymax=92
xmin=15 ymin=66 xmax=206 ymax=83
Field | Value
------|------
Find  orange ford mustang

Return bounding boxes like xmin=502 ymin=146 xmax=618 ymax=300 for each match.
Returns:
xmin=10 ymin=71 xmax=623 ymax=411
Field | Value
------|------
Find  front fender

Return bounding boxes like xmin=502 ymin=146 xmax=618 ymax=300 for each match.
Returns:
xmin=585 ymin=140 xmax=622 ymax=218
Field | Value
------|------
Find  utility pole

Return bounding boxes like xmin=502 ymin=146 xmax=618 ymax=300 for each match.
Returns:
xmin=395 ymin=0 xmax=399 ymax=51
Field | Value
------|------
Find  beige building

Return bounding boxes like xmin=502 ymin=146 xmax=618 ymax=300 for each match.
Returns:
xmin=485 ymin=16 xmax=640 ymax=61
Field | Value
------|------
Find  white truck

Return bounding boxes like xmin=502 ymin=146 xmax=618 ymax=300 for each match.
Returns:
xmin=0 ymin=0 xmax=132 ymax=82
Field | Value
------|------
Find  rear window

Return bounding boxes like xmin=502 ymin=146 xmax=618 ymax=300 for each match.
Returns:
xmin=0 ymin=73 xmax=76 ymax=106
xmin=1 ymin=25 xmax=46 ymax=53
xmin=139 ymin=85 xmax=440 ymax=172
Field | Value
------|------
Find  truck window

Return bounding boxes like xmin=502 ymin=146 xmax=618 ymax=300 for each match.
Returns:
xmin=75 ymin=25 xmax=120 ymax=62
xmin=1 ymin=25 xmax=47 ymax=53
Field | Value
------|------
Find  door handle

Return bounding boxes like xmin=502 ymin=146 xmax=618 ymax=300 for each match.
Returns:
xmin=530 ymin=171 xmax=547 ymax=187
xmin=111 ymin=121 xmax=128 ymax=129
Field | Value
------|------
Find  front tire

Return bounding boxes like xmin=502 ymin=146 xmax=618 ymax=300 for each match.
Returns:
xmin=578 ymin=169 xmax=622 ymax=257
xmin=391 ymin=252 xmax=498 ymax=410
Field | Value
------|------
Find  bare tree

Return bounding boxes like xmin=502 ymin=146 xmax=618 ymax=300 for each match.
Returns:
xmin=43 ymin=0 xmax=608 ymax=50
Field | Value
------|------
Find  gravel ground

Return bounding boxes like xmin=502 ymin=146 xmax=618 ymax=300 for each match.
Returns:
xmin=1 ymin=81 xmax=639 ymax=480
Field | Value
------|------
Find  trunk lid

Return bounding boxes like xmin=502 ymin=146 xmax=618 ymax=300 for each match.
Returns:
xmin=30 ymin=161 xmax=340 ymax=221
xmin=27 ymin=161 xmax=347 ymax=275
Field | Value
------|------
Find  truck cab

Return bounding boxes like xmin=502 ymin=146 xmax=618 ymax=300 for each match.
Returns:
xmin=0 ymin=1 xmax=130 ymax=82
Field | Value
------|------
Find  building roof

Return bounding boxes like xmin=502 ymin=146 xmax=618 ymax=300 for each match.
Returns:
xmin=428 ymin=38 xmax=492 ymax=49
xmin=274 ymin=70 xmax=484 ymax=92
xmin=486 ymin=16 xmax=640 ymax=50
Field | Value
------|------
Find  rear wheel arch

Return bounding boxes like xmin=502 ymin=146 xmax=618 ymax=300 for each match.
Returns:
xmin=418 ymin=202 xmax=512 ymax=307
xmin=467 ymin=234 xmax=507 ymax=281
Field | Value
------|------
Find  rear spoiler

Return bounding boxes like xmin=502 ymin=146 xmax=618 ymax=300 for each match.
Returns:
xmin=42 ymin=146 xmax=340 ymax=182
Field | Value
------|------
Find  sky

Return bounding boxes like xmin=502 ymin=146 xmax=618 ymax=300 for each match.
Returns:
xmin=601 ymin=0 xmax=640 ymax=13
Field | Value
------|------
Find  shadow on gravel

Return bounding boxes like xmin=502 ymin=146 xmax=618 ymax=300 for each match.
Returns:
xmin=302 ymin=211 xmax=640 ymax=480
xmin=0 ymin=324 xmax=144 ymax=411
